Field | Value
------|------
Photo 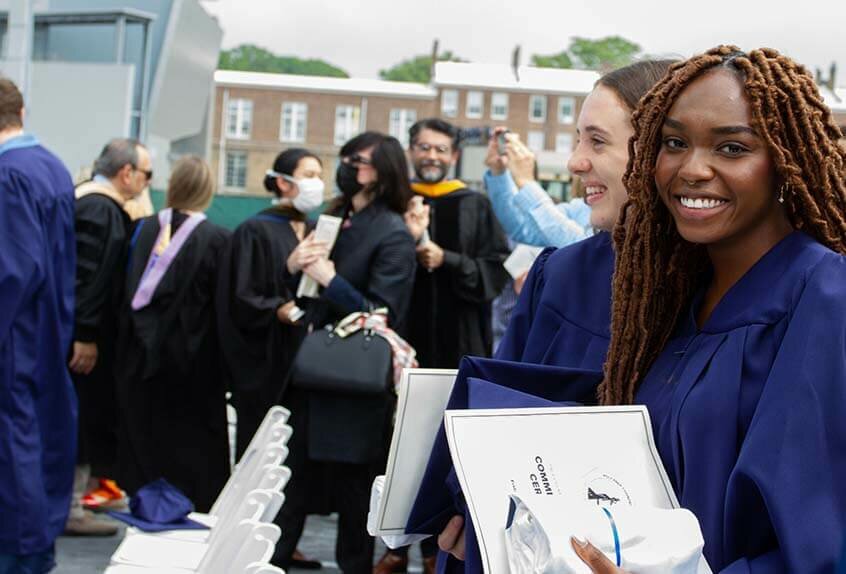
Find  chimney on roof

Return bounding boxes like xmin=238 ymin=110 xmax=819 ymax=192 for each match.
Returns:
xmin=512 ymin=45 xmax=521 ymax=82
xmin=430 ymin=39 xmax=439 ymax=85
xmin=817 ymin=62 xmax=838 ymax=93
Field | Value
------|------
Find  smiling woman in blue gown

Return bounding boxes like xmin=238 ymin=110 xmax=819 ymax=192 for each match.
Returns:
xmin=572 ymin=46 xmax=846 ymax=573
xmin=410 ymin=59 xmax=675 ymax=572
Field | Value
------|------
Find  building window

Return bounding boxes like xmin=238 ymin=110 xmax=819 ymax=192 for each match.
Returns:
xmin=226 ymin=99 xmax=253 ymax=139
xmin=389 ymin=109 xmax=417 ymax=147
xmin=527 ymin=131 xmax=546 ymax=152
xmin=466 ymin=91 xmax=483 ymax=119
xmin=491 ymin=92 xmax=509 ymax=120
xmin=224 ymin=151 xmax=248 ymax=190
xmin=441 ymin=90 xmax=458 ymax=118
xmin=334 ymin=105 xmax=361 ymax=146
xmin=558 ymin=96 xmax=575 ymax=124
xmin=529 ymin=95 xmax=547 ymax=123
xmin=555 ymin=133 xmax=574 ymax=154
xmin=280 ymin=102 xmax=307 ymax=143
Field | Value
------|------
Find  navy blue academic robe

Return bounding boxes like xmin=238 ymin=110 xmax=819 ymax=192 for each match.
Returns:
xmin=635 ymin=231 xmax=846 ymax=572
xmin=0 ymin=135 xmax=77 ymax=555
xmin=407 ymin=233 xmax=615 ymax=572
xmin=411 ymin=231 xmax=846 ymax=572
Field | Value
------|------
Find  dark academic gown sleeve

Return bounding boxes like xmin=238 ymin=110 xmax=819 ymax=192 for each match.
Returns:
xmin=716 ymin=256 xmax=846 ymax=573
xmin=229 ymin=225 xmax=292 ymax=329
xmin=215 ymin=220 xmax=301 ymax=395
xmin=323 ymin=226 xmax=417 ymax=326
xmin=74 ymin=196 xmax=128 ymax=342
xmin=440 ymin=194 xmax=511 ymax=305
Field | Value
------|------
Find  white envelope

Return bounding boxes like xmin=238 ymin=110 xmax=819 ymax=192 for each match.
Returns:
xmin=503 ymin=244 xmax=544 ymax=279
xmin=297 ymin=214 xmax=343 ymax=298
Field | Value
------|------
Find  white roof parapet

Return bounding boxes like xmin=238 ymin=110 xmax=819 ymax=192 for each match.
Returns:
xmin=214 ymin=70 xmax=437 ymax=99
xmin=433 ymin=61 xmax=600 ymax=95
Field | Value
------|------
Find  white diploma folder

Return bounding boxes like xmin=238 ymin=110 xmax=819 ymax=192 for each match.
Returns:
xmin=373 ymin=368 xmax=457 ymax=537
xmin=445 ymin=406 xmax=681 ymax=574
xmin=503 ymin=244 xmax=544 ymax=279
xmin=296 ymin=214 xmax=343 ymax=298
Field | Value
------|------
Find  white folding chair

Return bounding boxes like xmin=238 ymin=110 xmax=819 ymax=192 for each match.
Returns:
xmin=199 ymin=520 xmax=280 ymax=574
xmin=212 ymin=437 xmax=291 ymax=521
xmin=211 ymin=407 xmax=291 ymax=517
xmin=109 ymin=490 xmax=270 ymax=570
xmin=225 ymin=522 xmax=281 ymax=573
xmin=149 ymin=464 xmax=290 ymax=544
xmin=245 ymin=564 xmax=286 ymax=574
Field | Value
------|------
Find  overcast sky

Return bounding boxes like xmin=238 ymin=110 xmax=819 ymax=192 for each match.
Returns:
xmin=201 ymin=0 xmax=845 ymax=84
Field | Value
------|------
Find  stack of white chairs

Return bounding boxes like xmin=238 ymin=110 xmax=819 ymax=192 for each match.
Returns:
xmin=106 ymin=406 xmax=294 ymax=574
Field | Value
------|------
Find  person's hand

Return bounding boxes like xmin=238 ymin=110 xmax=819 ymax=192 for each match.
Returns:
xmin=276 ymin=300 xmax=301 ymax=325
xmin=416 ymin=241 xmax=445 ymax=270
xmin=287 ymin=232 xmax=329 ymax=274
xmin=404 ymin=196 xmax=431 ymax=241
xmin=303 ymin=257 xmax=336 ymax=287
xmin=69 ymin=341 xmax=98 ymax=375
xmin=506 ymin=135 xmax=538 ymax=189
xmin=513 ymin=270 xmax=529 ymax=295
xmin=484 ymin=127 xmax=510 ymax=175
xmin=571 ymin=537 xmax=630 ymax=573
xmin=438 ymin=515 xmax=466 ymax=560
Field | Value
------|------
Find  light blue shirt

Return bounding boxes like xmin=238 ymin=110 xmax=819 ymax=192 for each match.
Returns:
xmin=484 ymin=169 xmax=592 ymax=248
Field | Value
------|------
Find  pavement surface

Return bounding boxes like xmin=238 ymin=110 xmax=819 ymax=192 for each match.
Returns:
xmin=53 ymin=407 xmax=427 ymax=573
xmin=54 ymin=513 xmax=425 ymax=573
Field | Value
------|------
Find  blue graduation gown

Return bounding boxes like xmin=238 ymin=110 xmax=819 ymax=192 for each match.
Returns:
xmin=495 ymin=231 xmax=613 ymax=366
xmin=407 ymin=233 xmax=615 ymax=572
xmin=635 ymin=231 xmax=846 ymax=573
xmin=0 ymin=136 xmax=77 ymax=554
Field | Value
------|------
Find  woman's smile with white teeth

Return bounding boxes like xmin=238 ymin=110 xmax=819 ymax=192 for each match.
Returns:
xmin=679 ymin=196 xmax=727 ymax=209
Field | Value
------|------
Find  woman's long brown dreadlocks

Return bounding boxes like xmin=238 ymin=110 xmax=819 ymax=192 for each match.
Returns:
xmin=599 ymin=45 xmax=846 ymax=406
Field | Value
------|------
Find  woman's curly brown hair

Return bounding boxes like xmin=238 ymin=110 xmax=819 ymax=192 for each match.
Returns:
xmin=599 ymin=45 xmax=846 ymax=406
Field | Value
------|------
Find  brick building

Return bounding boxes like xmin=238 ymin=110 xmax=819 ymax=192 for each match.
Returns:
xmin=210 ymin=63 xmax=846 ymax=200
xmin=209 ymin=63 xmax=598 ymax=198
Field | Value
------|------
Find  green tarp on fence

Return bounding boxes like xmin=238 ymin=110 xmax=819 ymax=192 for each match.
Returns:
xmin=150 ymin=190 xmax=273 ymax=230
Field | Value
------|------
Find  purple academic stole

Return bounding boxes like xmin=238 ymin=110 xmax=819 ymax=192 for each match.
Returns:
xmin=131 ymin=208 xmax=206 ymax=310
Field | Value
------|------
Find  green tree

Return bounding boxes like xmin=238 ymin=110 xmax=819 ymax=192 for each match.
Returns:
xmin=531 ymin=36 xmax=641 ymax=72
xmin=569 ymin=36 xmax=641 ymax=71
xmin=530 ymin=51 xmax=573 ymax=69
xmin=379 ymin=51 xmax=464 ymax=83
xmin=218 ymin=44 xmax=349 ymax=77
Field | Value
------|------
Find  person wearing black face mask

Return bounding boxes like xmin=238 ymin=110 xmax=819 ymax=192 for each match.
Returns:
xmin=271 ymin=132 xmax=417 ymax=574
xmin=335 ymin=158 xmax=364 ymax=198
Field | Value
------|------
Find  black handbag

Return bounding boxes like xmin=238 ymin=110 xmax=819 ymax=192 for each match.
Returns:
xmin=290 ymin=310 xmax=393 ymax=395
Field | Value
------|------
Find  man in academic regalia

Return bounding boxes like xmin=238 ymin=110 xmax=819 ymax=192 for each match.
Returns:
xmin=0 ymin=78 xmax=77 ymax=573
xmin=66 ymin=138 xmax=151 ymax=535
xmin=374 ymin=119 xmax=510 ymax=573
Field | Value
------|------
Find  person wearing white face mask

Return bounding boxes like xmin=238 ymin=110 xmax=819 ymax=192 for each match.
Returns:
xmin=217 ymin=148 xmax=330 ymax=569
xmin=218 ymin=148 xmax=328 ymax=452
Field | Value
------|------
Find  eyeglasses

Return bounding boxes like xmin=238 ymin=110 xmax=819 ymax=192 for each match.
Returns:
xmin=412 ymin=142 xmax=452 ymax=155
xmin=134 ymin=166 xmax=153 ymax=182
xmin=345 ymin=153 xmax=373 ymax=166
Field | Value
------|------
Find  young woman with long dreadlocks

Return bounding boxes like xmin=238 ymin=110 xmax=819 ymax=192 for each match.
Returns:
xmin=570 ymin=46 xmax=846 ymax=573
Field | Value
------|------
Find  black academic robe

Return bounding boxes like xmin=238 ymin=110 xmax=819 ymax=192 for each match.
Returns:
xmin=114 ymin=211 xmax=230 ymax=512
xmin=408 ymin=188 xmax=511 ymax=368
xmin=216 ymin=209 xmax=306 ymax=456
xmin=72 ymin=192 xmax=131 ymax=476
